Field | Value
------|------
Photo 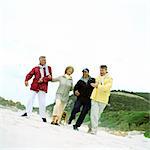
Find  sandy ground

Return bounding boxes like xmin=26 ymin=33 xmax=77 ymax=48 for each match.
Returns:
xmin=0 ymin=107 xmax=149 ymax=150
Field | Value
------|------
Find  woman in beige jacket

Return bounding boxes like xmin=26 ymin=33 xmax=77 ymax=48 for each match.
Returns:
xmin=51 ymin=66 xmax=74 ymax=125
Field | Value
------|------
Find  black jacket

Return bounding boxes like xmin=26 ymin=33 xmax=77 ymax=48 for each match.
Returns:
xmin=74 ymin=77 xmax=95 ymax=101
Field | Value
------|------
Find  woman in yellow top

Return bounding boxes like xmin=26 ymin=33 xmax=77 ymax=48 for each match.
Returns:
xmin=88 ymin=65 xmax=113 ymax=134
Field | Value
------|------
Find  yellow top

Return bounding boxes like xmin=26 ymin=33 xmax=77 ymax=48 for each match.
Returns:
xmin=91 ymin=73 xmax=113 ymax=104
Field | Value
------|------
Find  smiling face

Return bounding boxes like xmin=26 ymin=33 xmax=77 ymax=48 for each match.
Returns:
xmin=83 ymin=71 xmax=89 ymax=78
xmin=65 ymin=66 xmax=74 ymax=75
xmin=100 ymin=68 xmax=107 ymax=76
xmin=100 ymin=65 xmax=108 ymax=76
xmin=66 ymin=68 xmax=73 ymax=75
xmin=39 ymin=56 xmax=46 ymax=65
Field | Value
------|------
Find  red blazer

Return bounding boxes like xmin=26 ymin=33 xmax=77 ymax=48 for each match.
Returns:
xmin=25 ymin=66 xmax=52 ymax=93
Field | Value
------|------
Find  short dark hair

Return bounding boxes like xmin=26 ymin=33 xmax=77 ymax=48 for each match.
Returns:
xmin=100 ymin=65 xmax=108 ymax=70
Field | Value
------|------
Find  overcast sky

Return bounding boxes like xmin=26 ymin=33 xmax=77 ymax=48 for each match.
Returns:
xmin=0 ymin=0 xmax=150 ymax=106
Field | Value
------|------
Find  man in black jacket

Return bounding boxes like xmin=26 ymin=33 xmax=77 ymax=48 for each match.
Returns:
xmin=68 ymin=68 xmax=95 ymax=130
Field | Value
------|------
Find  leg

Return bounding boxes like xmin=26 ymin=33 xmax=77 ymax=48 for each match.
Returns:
xmin=68 ymin=100 xmax=82 ymax=124
xmin=52 ymin=99 xmax=59 ymax=123
xmin=89 ymin=100 xmax=100 ymax=134
xmin=52 ymin=99 xmax=66 ymax=124
xmin=75 ymin=101 xmax=91 ymax=127
xmin=26 ymin=90 xmax=37 ymax=116
xmin=89 ymin=101 xmax=106 ymax=134
xmin=57 ymin=101 xmax=66 ymax=123
xmin=38 ymin=91 xmax=46 ymax=119
xmin=98 ymin=102 xmax=107 ymax=123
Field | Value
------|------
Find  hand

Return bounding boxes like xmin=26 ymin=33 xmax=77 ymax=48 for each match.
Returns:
xmin=38 ymin=78 xmax=43 ymax=83
xmin=48 ymin=75 xmax=52 ymax=79
xmin=25 ymin=81 xmax=29 ymax=86
xmin=75 ymin=90 xmax=80 ymax=96
xmin=90 ymin=83 xmax=98 ymax=88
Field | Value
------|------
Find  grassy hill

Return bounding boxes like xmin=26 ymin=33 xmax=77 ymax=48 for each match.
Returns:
xmin=106 ymin=92 xmax=150 ymax=111
xmin=0 ymin=91 xmax=150 ymax=137
xmin=134 ymin=92 xmax=150 ymax=101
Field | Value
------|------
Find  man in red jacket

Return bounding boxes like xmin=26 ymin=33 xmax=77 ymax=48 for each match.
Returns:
xmin=21 ymin=56 xmax=52 ymax=122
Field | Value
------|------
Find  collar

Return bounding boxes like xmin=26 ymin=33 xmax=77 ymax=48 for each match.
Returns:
xmin=63 ymin=74 xmax=72 ymax=80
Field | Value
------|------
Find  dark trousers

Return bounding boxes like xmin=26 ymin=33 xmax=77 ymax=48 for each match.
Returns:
xmin=69 ymin=98 xmax=91 ymax=127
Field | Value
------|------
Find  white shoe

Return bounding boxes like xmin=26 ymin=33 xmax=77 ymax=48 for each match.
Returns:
xmin=90 ymin=131 xmax=97 ymax=135
xmin=87 ymin=128 xmax=92 ymax=133
xmin=87 ymin=128 xmax=97 ymax=135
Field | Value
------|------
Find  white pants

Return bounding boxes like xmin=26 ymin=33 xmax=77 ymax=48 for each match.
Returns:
xmin=89 ymin=100 xmax=106 ymax=133
xmin=26 ymin=90 xmax=46 ymax=118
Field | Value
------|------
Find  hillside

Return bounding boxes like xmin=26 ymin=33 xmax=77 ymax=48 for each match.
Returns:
xmin=106 ymin=91 xmax=150 ymax=111
xmin=135 ymin=92 xmax=150 ymax=101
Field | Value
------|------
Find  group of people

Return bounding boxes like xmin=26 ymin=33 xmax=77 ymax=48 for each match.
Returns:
xmin=21 ymin=56 xmax=113 ymax=135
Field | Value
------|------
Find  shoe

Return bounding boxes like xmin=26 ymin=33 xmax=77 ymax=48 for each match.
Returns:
xmin=55 ymin=123 xmax=60 ymax=126
xmin=87 ymin=127 xmax=97 ymax=135
xmin=68 ymin=120 xmax=72 ymax=125
xmin=42 ymin=118 xmax=47 ymax=122
xmin=73 ymin=125 xmax=79 ymax=131
xmin=87 ymin=128 xmax=92 ymax=133
xmin=90 ymin=131 xmax=97 ymax=135
xmin=21 ymin=113 xmax=27 ymax=117
xmin=51 ymin=121 xmax=55 ymax=125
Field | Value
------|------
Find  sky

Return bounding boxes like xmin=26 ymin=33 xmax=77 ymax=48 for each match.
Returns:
xmin=0 ymin=0 xmax=150 ymax=106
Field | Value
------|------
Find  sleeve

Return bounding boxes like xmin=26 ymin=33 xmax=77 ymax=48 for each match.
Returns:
xmin=89 ymin=78 xmax=96 ymax=84
xmin=73 ymin=80 xmax=80 ymax=94
xmin=43 ymin=66 xmax=52 ymax=83
xmin=70 ymin=81 xmax=74 ymax=91
xmin=51 ymin=76 xmax=61 ymax=82
xmin=95 ymin=77 xmax=99 ymax=84
xmin=97 ymin=77 xmax=113 ymax=92
xmin=25 ymin=68 xmax=35 ymax=81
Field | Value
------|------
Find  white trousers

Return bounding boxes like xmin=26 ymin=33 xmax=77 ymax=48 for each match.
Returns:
xmin=89 ymin=100 xmax=106 ymax=133
xmin=26 ymin=90 xmax=46 ymax=118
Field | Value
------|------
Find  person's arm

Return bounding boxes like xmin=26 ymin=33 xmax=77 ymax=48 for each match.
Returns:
xmin=90 ymin=78 xmax=98 ymax=88
xmin=51 ymin=76 xmax=61 ymax=82
xmin=73 ymin=81 xmax=79 ymax=93
xmin=97 ymin=78 xmax=113 ymax=92
xmin=70 ymin=81 xmax=74 ymax=91
xmin=43 ymin=66 xmax=52 ymax=83
xmin=25 ymin=68 xmax=35 ymax=81
xmin=74 ymin=81 xmax=81 ymax=96
xmin=25 ymin=68 xmax=35 ymax=86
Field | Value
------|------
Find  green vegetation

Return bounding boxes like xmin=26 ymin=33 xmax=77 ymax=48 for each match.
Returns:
xmin=135 ymin=92 xmax=150 ymax=101
xmin=84 ymin=111 xmax=150 ymax=131
xmin=0 ymin=97 xmax=25 ymax=110
xmin=144 ymin=130 xmax=150 ymax=138
xmin=106 ymin=92 xmax=150 ymax=111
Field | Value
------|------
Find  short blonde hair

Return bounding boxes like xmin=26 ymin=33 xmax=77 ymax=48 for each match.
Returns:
xmin=39 ymin=56 xmax=46 ymax=60
xmin=65 ymin=66 xmax=74 ymax=74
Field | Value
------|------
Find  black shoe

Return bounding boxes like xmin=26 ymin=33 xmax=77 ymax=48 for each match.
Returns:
xmin=51 ymin=121 xmax=55 ymax=125
xmin=68 ymin=120 xmax=72 ymax=125
xmin=73 ymin=125 xmax=79 ymax=131
xmin=42 ymin=118 xmax=47 ymax=122
xmin=55 ymin=123 xmax=60 ymax=126
xmin=21 ymin=113 xmax=27 ymax=117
